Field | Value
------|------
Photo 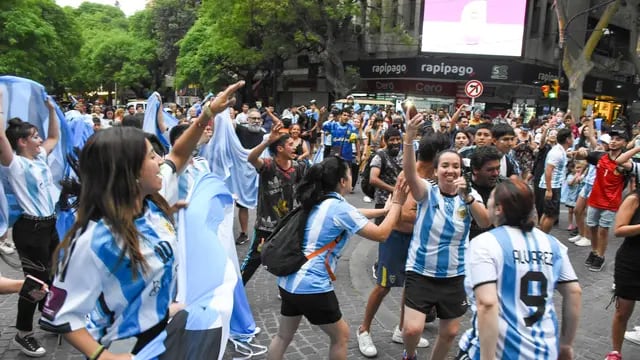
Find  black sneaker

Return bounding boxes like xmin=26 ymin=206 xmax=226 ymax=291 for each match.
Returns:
xmin=589 ymin=256 xmax=605 ymax=272
xmin=584 ymin=251 xmax=596 ymax=266
xmin=13 ymin=334 xmax=46 ymax=357
xmin=235 ymin=233 xmax=248 ymax=245
xmin=570 ymin=228 xmax=579 ymax=236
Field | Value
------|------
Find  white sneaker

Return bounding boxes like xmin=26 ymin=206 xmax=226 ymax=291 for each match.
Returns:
xmin=568 ymin=234 xmax=582 ymax=243
xmin=625 ymin=328 xmax=640 ymax=345
xmin=357 ymin=329 xmax=377 ymax=357
xmin=363 ymin=196 xmax=373 ymax=203
xmin=0 ymin=241 xmax=14 ymax=255
xmin=391 ymin=326 xmax=429 ymax=348
xmin=574 ymin=237 xmax=592 ymax=247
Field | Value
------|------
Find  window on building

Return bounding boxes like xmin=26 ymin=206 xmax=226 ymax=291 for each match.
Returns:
xmin=407 ymin=0 xmax=416 ymax=30
xmin=586 ymin=17 xmax=631 ymax=60
xmin=530 ymin=3 xmax=541 ymax=37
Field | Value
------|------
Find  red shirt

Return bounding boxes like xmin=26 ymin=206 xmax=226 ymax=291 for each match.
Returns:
xmin=587 ymin=152 xmax=626 ymax=211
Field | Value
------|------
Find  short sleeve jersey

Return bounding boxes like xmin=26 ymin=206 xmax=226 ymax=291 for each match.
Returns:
xmin=159 ymin=161 xmax=179 ymax=206
xmin=369 ymin=149 xmax=403 ymax=205
xmin=323 ymin=121 xmax=357 ymax=161
xmin=538 ymin=144 xmax=567 ymax=189
xmin=255 ymin=158 xmax=307 ymax=232
xmin=459 ymin=226 xmax=578 ymax=359
xmin=177 ymin=157 xmax=210 ymax=201
xmin=587 ymin=152 xmax=626 ymax=211
xmin=40 ymin=200 xmax=177 ymax=346
xmin=406 ymin=179 xmax=483 ymax=278
xmin=1 ymin=147 xmax=55 ymax=217
xmin=277 ymin=193 xmax=368 ymax=294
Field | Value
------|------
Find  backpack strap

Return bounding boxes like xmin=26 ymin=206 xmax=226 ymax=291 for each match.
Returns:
xmin=305 ymin=230 xmax=346 ymax=281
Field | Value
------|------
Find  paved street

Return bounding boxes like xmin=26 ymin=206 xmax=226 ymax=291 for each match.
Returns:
xmin=1 ymin=192 xmax=640 ymax=359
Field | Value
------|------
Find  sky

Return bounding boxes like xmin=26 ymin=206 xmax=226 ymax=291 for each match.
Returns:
xmin=55 ymin=0 xmax=147 ymax=16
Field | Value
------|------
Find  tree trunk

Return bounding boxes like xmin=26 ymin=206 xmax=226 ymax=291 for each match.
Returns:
xmin=559 ymin=0 xmax=620 ymax=116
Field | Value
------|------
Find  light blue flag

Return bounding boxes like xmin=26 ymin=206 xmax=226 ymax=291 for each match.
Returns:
xmin=133 ymin=173 xmax=238 ymax=360
xmin=0 ymin=180 xmax=8 ymax=236
xmin=312 ymin=145 xmax=324 ymax=164
xmin=202 ymin=108 xmax=258 ymax=208
xmin=0 ymin=76 xmax=75 ymax=222
xmin=143 ymin=92 xmax=179 ymax=150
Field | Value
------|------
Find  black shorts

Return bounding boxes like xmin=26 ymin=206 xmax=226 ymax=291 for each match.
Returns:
xmin=278 ymin=288 xmax=342 ymax=325
xmin=404 ymin=272 xmax=468 ymax=320
xmin=236 ymin=203 xmax=247 ymax=209
xmin=540 ymin=188 xmax=561 ymax=217
xmin=614 ymin=248 xmax=640 ymax=301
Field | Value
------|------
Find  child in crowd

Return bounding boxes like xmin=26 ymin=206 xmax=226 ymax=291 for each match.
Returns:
xmin=565 ymin=160 xmax=586 ymax=231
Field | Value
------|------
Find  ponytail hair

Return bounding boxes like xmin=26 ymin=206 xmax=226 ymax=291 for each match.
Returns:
xmin=5 ymin=118 xmax=37 ymax=152
xmin=297 ymin=156 xmax=350 ymax=211
xmin=493 ymin=179 xmax=535 ymax=232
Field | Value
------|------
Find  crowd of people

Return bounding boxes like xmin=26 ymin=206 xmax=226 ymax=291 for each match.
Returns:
xmin=1 ymin=82 xmax=640 ymax=360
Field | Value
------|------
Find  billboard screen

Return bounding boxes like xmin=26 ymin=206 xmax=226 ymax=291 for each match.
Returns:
xmin=420 ymin=0 xmax=527 ymax=57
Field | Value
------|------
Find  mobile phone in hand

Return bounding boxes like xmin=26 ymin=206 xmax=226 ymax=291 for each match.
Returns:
xmin=19 ymin=275 xmax=47 ymax=303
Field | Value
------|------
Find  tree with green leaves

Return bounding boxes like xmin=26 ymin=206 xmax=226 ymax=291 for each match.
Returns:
xmin=0 ymin=0 xmax=81 ymax=94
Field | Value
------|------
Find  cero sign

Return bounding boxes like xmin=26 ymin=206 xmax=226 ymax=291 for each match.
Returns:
xmin=416 ymin=82 xmax=444 ymax=94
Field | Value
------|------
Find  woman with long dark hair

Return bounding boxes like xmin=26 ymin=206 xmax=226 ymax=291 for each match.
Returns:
xmin=0 ymin=90 xmax=59 ymax=357
xmin=40 ymin=127 xmax=175 ymax=359
xmin=457 ymin=179 xmax=582 ymax=360
xmin=604 ymin=189 xmax=640 ymax=360
xmin=267 ymin=156 xmax=408 ymax=360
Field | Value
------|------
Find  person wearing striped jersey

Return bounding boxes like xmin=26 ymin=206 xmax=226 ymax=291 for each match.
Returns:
xmin=39 ymin=127 xmax=181 ymax=360
xmin=457 ymin=179 xmax=581 ymax=360
xmin=401 ymin=114 xmax=491 ymax=360
xmin=267 ymin=156 xmax=409 ymax=360
xmin=0 ymin=91 xmax=59 ymax=357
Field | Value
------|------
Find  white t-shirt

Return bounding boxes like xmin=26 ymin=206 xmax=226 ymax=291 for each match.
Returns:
xmin=2 ymin=147 xmax=55 ymax=217
xmin=159 ymin=161 xmax=179 ymax=206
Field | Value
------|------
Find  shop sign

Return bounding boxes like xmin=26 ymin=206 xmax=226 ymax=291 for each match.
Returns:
xmin=362 ymin=80 xmax=457 ymax=96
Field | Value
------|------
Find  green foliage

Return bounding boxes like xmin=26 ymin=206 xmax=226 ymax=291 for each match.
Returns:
xmin=0 ymin=0 xmax=81 ymax=91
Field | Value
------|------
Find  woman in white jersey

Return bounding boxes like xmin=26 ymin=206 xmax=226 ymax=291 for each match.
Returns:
xmin=267 ymin=156 xmax=408 ymax=360
xmin=0 ymin=92 xmax=58 ymax=357
xmin=401 ymin=113 xmax=490 ymax=360
xmin=457 ymin=179 xmax=581 ymax=360
xmin=39 ymin=127 xmax=178 ymax=360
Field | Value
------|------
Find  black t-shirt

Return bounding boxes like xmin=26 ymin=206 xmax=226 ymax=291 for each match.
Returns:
xmin=235 ymin=125 xmax=265 ymax=149
xmin=532 ymin=144 xmax=552 ymax=187
xmin=469 ymin=181 xmax=495 ymax=240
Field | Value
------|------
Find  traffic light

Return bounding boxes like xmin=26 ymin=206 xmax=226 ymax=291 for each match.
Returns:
xmin=541 ymin=84 xmax=550 ymax=98
xmin=550 ymin=79 xmax=560 ymax=99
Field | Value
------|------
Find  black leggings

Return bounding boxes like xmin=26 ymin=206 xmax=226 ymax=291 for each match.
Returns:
xmin=240 ymin=229 xmax=272 ymax=285
xmin=13 ymin=215 xmax=58 ymax=332
xmin=351 ymin=161 xmax=359 ymax=189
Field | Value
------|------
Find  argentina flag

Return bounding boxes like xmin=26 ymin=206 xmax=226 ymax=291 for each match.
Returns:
xmin=143 ymin=92 xmax=179 ymax=150
xmin=134 ymin=173 xmax=240 ymax=360
xmin=201 ymin=108 xmax=258 ymax=208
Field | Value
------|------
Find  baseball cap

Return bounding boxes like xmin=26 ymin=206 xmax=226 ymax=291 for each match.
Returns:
xmin=599 ymin=133 xmax=611 ymax=144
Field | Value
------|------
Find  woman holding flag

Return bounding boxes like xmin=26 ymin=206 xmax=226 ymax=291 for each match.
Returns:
xmin=39 ymin=82 xmax=243 ymax=360
xmin=0 ymin=89 xmax=59 ymax=357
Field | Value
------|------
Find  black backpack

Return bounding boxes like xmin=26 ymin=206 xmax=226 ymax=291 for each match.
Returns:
xmin=261 ymin=195 xmax=345 ymax=279
xmin=361 ymin=149 xmax=400 ymax=198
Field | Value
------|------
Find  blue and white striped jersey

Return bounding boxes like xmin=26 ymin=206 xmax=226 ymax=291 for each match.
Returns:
xmin=40 ymin=200 xmax=178 ymax=346
xmin=406 ymin=179 xmax=482 ymax=278
xmin=1 ymin=147 xmax=55 ymax=216
xmin=459 ymin=226 xmax=578 ymax=360
xmin=178 ymin=156 xmax=210 ymax=201
xmin=277 ymin=193 xmax=368 ymax=294
xmin=584 ymin=164 xmax=596 ymax=186
xmin=538 ymin=144 xmax=567 ymax=189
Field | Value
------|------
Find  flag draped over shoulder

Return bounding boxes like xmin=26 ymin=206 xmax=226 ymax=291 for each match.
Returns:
xmin=202 ymin=109 xmax=258 ymax=208
xmin=143 ymin=92 xmax=178 ymax=150
xmin=134 ymin=174 xmax=238 ymax=360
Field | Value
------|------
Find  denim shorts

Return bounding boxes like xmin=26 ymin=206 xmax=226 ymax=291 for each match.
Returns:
xmin=586 ymin=206 xmax=615 ymax=228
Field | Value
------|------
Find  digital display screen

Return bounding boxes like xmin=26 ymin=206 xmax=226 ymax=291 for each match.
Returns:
xmin=420 ymin=0 xmax=527 ymax=57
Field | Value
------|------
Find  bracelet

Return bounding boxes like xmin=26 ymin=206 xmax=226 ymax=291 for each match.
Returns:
xmin=89 ymin=344 xmax=105 ymax=360
xmin=202 ymin=101 xmax=213 ymax=119
xmin=403 ymin=143 xmax=413 ymax=147
xmin=392 ymin=201 xmax=402 ymax=205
